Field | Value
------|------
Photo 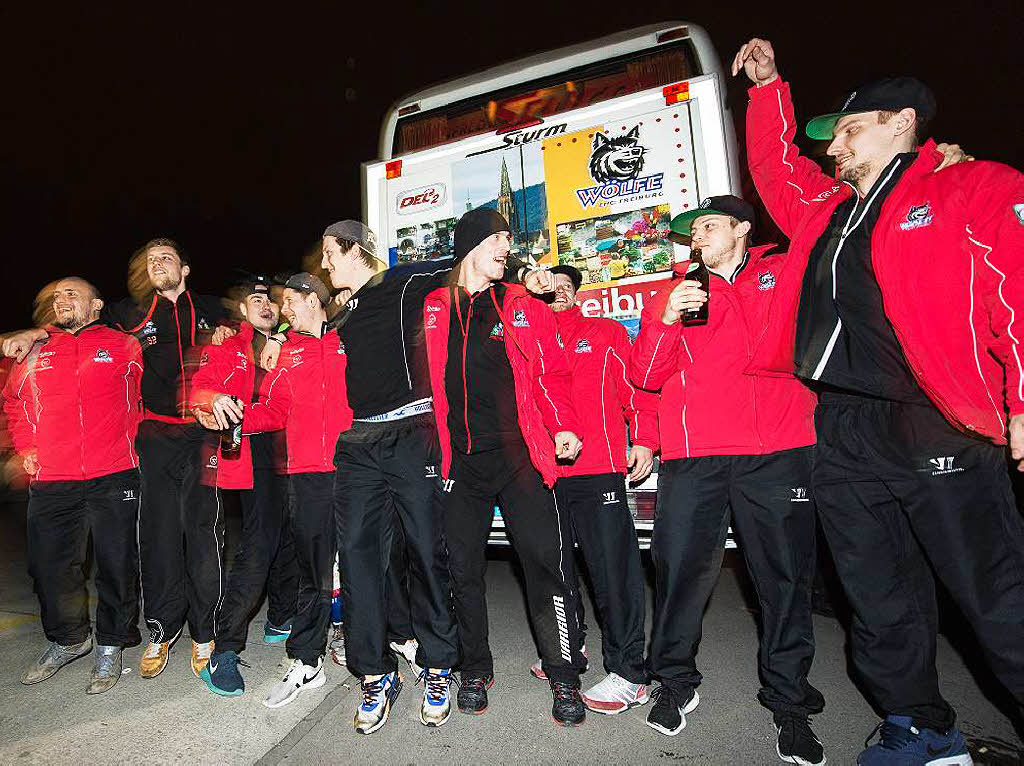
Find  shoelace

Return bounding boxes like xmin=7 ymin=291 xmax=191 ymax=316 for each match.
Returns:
xmin=95 ymin=651 xmax=120 ymax=675
xmin=195 ymin=642 xmax=213 ymax=661
xmin=865 ymin=720 xmax=919 ymax=751
xmin=361 ymin=675 xmax=390 ymax=707
xmin=143 ymin=638 xmax=164 ymax=659
xmin=281 ymin=658 xmax=304 ymax=681
xmin=648 ymin=685 xmax=678 ymax=707
xmin=778 ymin=714 xmax=817 ymax=746
xmin=418 ymin=670 xmax=449 ymax=702
xmin=550 ymin=681 xmax=581 ymax=704
xmin=458 ymin=676 xmax=489 ymax=693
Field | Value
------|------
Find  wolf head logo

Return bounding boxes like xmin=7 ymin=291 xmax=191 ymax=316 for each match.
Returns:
xmin=589 ymin=126 xmax=646 ymax=184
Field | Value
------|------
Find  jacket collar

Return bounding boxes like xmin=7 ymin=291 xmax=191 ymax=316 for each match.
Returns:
xmin=45 ymin=319 xmax=104 ymax=337
xmin=553 ymin=304 xmax=582 ymax=330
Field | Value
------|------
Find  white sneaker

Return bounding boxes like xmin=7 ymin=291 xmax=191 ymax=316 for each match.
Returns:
xmin=354 ymin=671 xmax=403 ymax=735
xmin=419 ymin=668 xmax=452 ymax=727
xmin=263 ymin=658 xmax=326 ymax=709
xmin=389 ymin=638 xmax=423 ymax=677
xmin=581 ymin=672 xmax=649 ymax=714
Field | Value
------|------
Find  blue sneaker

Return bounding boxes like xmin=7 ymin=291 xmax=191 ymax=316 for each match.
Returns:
xmin=354 ymin=671 xmax=403 ymax=735
xmin=418 ymin=668 xmax=452 ymax=727
xmin=858 ymin=715 xmax=973 ymax=765
xmin=264 ymin=619 xmax=292 ymax=644
xmin=200 ymin=650 xmax=248 ymax=697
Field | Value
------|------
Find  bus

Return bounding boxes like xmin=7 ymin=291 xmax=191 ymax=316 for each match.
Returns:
xmin=362 ymin=22 xmax=740 ymax=548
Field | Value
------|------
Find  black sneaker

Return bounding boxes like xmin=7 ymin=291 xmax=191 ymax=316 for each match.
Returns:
xmin=550 ymin=680 xmax=586 ymax=727
xmin=645 ymin=686 xmax=699 ymax=736
xmin=457 ymin=674 xmax=494 ymax=715
xmin=776 ymin=713 xmax=825 ymax=765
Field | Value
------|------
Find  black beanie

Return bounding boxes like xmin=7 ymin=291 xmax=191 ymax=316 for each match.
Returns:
xmin=454 ymin=207 xmax=510 ymax=262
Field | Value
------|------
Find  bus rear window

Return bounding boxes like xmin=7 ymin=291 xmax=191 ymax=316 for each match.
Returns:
xmin=394 ymin=41 xmax=699 ymax=155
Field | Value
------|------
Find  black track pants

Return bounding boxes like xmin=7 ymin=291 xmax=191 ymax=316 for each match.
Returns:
xmin=27 ymin=469 xmax=142 ymax=647
xmin=649 ymin=446 xmax=824 ymax=718
xmin=336 ymin=422 xmax=458 ymax=676
xmin=814 ymin=392 xmax=1024 ymax=731
xmin=214 ymin=434 xmax=296 ymax=653
xmin=443 ymin=439 xmax=586 ymax=684
xmin=136 ymin=421 xmax=224 ymax=644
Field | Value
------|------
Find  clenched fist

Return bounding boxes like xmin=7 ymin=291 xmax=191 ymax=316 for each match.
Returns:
xmin=731 ymin=38 xmax=779 ymax=87
xmin=662 ymin=280 xmax=707 ymax=325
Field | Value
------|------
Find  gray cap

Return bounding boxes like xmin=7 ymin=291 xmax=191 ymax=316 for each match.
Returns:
xmin=283 ymin=272 xmax=331 ymax=306
xmin=323 ymin=220 xmax=379 ymax=261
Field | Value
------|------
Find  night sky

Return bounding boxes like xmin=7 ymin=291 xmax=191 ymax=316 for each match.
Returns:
xmin=3 ymin=2 xmax=1020 ymax=328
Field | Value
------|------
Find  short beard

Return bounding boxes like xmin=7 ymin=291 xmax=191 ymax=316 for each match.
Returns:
xmin=837 ymin=161 xmax=871 ymax=184
xmin=54 ymin=314 xmax=85 ymax=331
xmin=150 ymin=274 xmax=181 ymax=292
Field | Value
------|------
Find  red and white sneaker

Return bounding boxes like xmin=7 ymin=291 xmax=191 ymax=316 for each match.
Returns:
xmin=581 ymin=672 xmax=649 ymax=714
xmin=530 ymin=645 xmax=589 ymax=680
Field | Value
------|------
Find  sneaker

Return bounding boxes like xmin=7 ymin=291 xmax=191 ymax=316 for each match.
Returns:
xmin=264 ymin=619 xmax=292 ymax=644
xmin=530 ymin=645 xmax=589 ymax=680
xmin=418 ymin=668 xmax=452 ymax=727
xmin=457 ymin=674 xmax=494 ymax=715
xmin=191 ymin=640 xmax=214 ymax=678
xmin=551 ymin=679 xmax=586 ymax=727
xmin=21 ymin=637 xmax=93 ymax=685
xmin=139 ymin=627 xmax=182 ymax=679
xmin=389 ymin=638 xmax=424 ymax=678
xmin=776 ymin=713 xmax=826 ymax=765
xmin=86 ymin=645 xmax=122 ymax=695
xmin=582 ymin=672 xmax=649 ymax=715
xmin=645 ymin=686 xmax=699 ymax=736
xmin=354 ymin=672 xmax=403 ymax=735
xmin=263 ymin=657 xmax=326 ymax=709
xmin=200 ymin=650 xmax=249 ymax=697
xmin=858 ymin=715 xmax=972 ymax=766
xmin=329 ymin=625 xmax=346 ymax=667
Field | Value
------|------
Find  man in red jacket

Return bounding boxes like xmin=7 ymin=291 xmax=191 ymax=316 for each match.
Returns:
xmin=422 ymin=207 xmax=588 ymax=727
xmin=534 ymin=264 xmax=658 ymax=715
xmin=190 ymin=276 xmax=297 ymax=697
xmin=629 ymin=196 xmax=825 ymax=764
xmin=206 ymin=272 xmax=352 ymax=710
xmin=737 ymin=38 xmax=1024 ymax=765
xmin=2 ymin=277 xmax=142 ymax=696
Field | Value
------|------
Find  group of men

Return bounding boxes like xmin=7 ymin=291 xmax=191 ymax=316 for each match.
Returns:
xmin=3 ymin=36 xmax=1024 ymax=766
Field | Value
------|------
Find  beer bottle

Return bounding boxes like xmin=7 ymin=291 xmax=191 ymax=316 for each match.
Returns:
xmin=671 ymin=247 xmax=709 ymax=326
xmin=220 ymin=395 xmax=243 ymax=460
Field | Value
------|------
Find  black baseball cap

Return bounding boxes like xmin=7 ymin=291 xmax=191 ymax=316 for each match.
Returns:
xmin=805 ymin=77 xmax=936 ymax=141
xmin=239 ymin=274 xmax=272 ymax=299
xmin=323 ymin=220 xmax=379 ymax=261
xmin=549 ymin=265 xmax=582 ymax=291
xmin=283 ymin=272 xmax=331 ymax=306
xmin=669 ymin=195 xmax=756 ymax=238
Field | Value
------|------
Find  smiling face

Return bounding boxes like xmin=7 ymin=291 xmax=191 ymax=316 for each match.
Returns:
xmin=146 ymin=245 xmax=188 ymax=291
xmin=52 ymin=278 xmax=102 ymax=331
xmin=239 ymin=292 xmax=280 ymax=332
xmin=465 ymin=231 xmax=512 ymax=284
xmin=826 ymin=109 xmax=916 ymax=187
xmin=321 ymin=236 xmax=365 ymax=289
xmin=280 ymin=288 xmax=322 ymax=333
xmin=550 ymin=273 xmax=577 ymax=312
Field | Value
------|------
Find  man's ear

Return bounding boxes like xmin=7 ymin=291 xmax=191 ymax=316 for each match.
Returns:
xmin=893 ymin=107 xmax=917 ymax=139
xmin=91 ymin=298 xmax=104 ymax=315
xmin=238 ymin=301 xmax=247 ymax=318
xmin=181 ymin=263 xmax=191 ymax=280
xmin=734 ymin=220 xmax=752 ymax=239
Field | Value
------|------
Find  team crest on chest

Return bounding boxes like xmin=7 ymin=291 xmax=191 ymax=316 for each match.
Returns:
xmin=93 ymin=349 xmax=113 ymax=363
xmin=489 ymin=322 xmax=504 ymax=340
xmin=757 ymin=271 xmax=776 ymax=291
xmin=512 ymin=310 xmax=529 ymax=328
xmin=574 ymin=338 xmax=592 ymax=353
xmin=899 ymin=202 xmax=934 ymax=230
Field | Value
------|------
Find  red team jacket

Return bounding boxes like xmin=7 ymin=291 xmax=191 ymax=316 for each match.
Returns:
xmin=630 ymin=245 xmax=817 ymax=459
xmin=2 ymin=323 xmax=143 ymax=481
xmin=191 ymin=322 xmax=259 ymax=489
xmin=423 ymin=283 xmax=581 ymax=488
xmin=554 ymin=306 xmax=659 ymax=476
xmin=746 ymin=79 xmax=1024 ymax=444
xmin=243 ymin=328 xmax=351 ymax=474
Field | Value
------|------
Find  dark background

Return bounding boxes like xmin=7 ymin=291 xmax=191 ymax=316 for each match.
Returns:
xmin=2 ymin=1 xmax=1020 ymax=327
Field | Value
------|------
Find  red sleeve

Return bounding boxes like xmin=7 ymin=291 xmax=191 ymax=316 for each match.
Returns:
xmin=243 ymin=366 xmax=290 ymax=434
xmin=747 ymin=79 xmax=839 ymax=238
xmin=964 ymin=164 xmax=1024 ymax=417
xmin=190 ymin=343 xmax=238 ymax=411
xmin=125 ymin=336 xmax=144 ymax=434
xmin=630 ymin=284 xmax=684 ymax=390
xmin=1 ymin=356 xmax=36 ymax=454
xmin=609 ymin=322 xmax=659 ymax=451
xmin=525 ymin=299 xmax=581 ymax=438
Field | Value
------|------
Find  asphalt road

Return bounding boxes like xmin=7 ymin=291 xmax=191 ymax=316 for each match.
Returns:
xmin=0 ymin=495 xmax=1021 ymax=765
